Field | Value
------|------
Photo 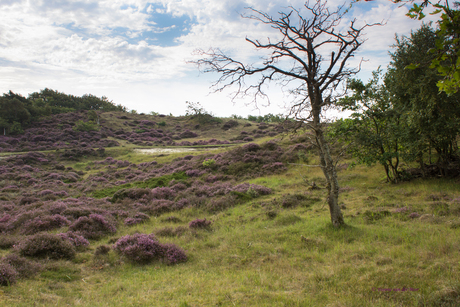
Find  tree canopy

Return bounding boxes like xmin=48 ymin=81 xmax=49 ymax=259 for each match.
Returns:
xmin=333 ymin=24 xmax=460 ymax=180
xmin=392 ymin=0 xmax=460 ymax=94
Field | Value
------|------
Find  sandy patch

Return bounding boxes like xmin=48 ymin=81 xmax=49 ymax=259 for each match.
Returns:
xmin=134 ymin=148 xmax=203 ymax=154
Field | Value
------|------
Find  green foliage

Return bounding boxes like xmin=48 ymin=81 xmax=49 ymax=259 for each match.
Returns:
xmin=9 ymin=121 xmax=24 ymax=135
xmin=28 ymin=88 xmax=126 ymax=112
xmin=387 ymin=24 xmax=460 ymax=172
xmin=73 ymin=120 xmax=99 ymax=132
xmin=335 ymin=25 xmax=460 ymax=181
xmin=202 ymin=158 xmax=216 ymax=168
xmin=396 ymin=0 xmax=460 ymax=94
xmin=158 ymin=121 xmax=166 ymax=126
xmin=0 ymin=88 xmax=126 ymax=134
xmin=247 ymin=113 xmax=284 ymax=123
xmin=334 ymin=69 xmax=404 ymax=183
xmin=87 ymin=110 xmax=98 ymax=122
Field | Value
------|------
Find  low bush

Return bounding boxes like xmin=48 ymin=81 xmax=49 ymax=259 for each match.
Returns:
xmin=17 ymin=233 xmax=76 ymax=260
xmin=189 ymin=218 xmax=211 ymax=229
xmin=0 ymin=235 xmax=19 ymax=250
xmin=0 ymin=263 xmax=18 ymax=286
xmin=68 ymin=214 xmax=116 ymax=240
xmin=1 ymin=254 xmax=42 ymax=279
xmin=113 ymin=233 xmax=164 ymax=264
xmin=21 ymin=214 xmax=70 ymax=235
xmin=58 ymin=232 xmax=90 ymax=250
xmin=162 ymin=243 xmax=187 ymax=265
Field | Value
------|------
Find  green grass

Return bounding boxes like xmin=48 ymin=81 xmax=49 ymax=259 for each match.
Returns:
xmin=1 ymin=162 xmax=460 ymax=306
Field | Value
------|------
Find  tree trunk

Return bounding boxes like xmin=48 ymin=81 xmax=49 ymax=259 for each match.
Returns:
xmin=315 ymin=127 xmax=345 ymax=228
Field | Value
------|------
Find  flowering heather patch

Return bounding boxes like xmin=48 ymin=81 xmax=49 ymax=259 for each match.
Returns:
xmin=409 ymin=212 xmax=421 ymax=219
xmin=113 ymin=233 xmax=165 ymax=264
xmin=21 ymin=214 xmax=70 ymax=235
xmin=393 ymin=206 xmax=411 ymax=213
xmin=1 ymin=185 xmax=19 ymax=192
xmin=58 ymin=232 xmax=90 ymax=250
xmin=69 ymin=214 xmax=117 ymax=240
xmin=185 ymin=169 xmax=203 ymax=177
xmin=243 ymin=143 xmax=261 ymax=152
xmin=38 ymin=190 xmax=54 ymax=197
xmin=46 ymin=202 xmax=68 ymax=215
xmin=1 ymin=254 xmax=42 ymax=279
xmin=189 ymin=218 xmax=211 ymax=229
xmin=0 ymin=263 xmax=17 ymax=286
xmin=170 ymin=182 xmax=187 ymax=192
xmin=17 ymin=233 xmax=76 ymax=260
xmin=62 ymin=206 xmax=100 ymax=219
xmin=162 ymin=243 xmax=187 ymax=265
xmin=151 ymin=187 xmax=176 ymax=200
xmin=206 ymin=194 xmax=239 ymax=212
xmin=111 ymin=188 xmax=152 ymax=203
xmin=124 ymin=217 xmax=144 ymax=226
xmin=147 ymin=200 xmax=176 ymax=216
xmin=54 ymin=191 xmax=69 ymax=197
xmin=179 ymin=130 xmax=198 ymax=138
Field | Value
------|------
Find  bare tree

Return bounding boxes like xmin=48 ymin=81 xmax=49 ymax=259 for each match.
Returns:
xmin=192 ymin=0 xmax=379 ymax=228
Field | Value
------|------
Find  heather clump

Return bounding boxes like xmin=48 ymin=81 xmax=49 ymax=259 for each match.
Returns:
xmin=1 ymin=254 xmax=42 ymax=279
xmin=148 ymin=200 xmax=176 ymax=216
xmin=162 ymin=243 xmax=188 ymax=265
xmin=0 ymin=263 xmax=18 ymax=286
xmin=155 ymin=226 xmax=188 ymax=237
xmin=0 ymin=235 xmax=19 ymax=249
xmin=17 ymin=233 xmax=76 ymax=260
xmin=189 ymin=218 xmax=211 ymax=229
xmin=111 ymin=188 xmax=152 ymax=203
xmin=21 ymin=214 xmax=70 ymax=235
xmin=206 ymin=194 xmax=239 ymax=212
xmin=113 ymin=233 xmax=186 ymax=265
xmin=68 ymin=214 xmax=117 ymax=240
xmin=58 ymin=232 xmax=90 ymax=250
xmin=151 ymin=187 xmax=176 ymax=200
xmin=124 ymin=212 xmax=150 ymax=226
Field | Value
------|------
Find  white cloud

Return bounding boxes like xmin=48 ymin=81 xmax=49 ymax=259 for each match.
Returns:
xmin=0 ymin=0 xmax=438 ymax=117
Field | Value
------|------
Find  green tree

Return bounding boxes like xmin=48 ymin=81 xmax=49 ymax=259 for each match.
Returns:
xmin=9 ymin=121 xmax=24 ymax=135
xmin=0 ymin=117 xmax=10 ymax=135
xmin=0 ymin=93 xmax=31 ymax=126
xmin=359 ymin=0 xmax=460 ymax=94
xmin=334 ymin=69 xmax=404 ymax=183
xmin=386 ymin=24 xmax=460 ymax=175
xmin=400 ymin=0 xmax=460 ymax=94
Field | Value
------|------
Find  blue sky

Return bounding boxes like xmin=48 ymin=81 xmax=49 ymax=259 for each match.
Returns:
xmin=0 ymin=0 xmax=436 ymax=117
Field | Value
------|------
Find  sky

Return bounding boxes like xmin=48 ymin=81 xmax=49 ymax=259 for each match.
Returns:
xmin=0 ymin=0 xmax=437 ymax=117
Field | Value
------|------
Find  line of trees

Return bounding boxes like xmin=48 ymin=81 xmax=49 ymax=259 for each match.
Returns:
xmin=0 ymin=89 xmax=126 ymax=135
xmin=331 ymin=24 xmax=460 ymax=183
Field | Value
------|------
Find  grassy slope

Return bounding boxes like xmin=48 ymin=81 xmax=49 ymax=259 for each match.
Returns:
xmin=1 ymin=147 xmax=459 ymax=307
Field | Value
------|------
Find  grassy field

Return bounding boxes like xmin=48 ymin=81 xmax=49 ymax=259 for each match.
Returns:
xmin=1 ymin=146 xmax=459 ymax=307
